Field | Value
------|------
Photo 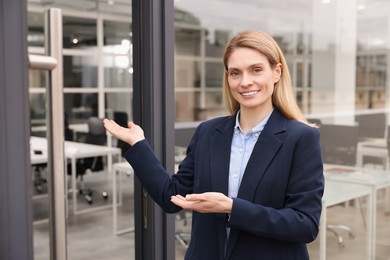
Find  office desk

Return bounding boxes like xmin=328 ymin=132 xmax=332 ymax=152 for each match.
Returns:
xmin=321 ymin=180 xmax=373 ymax=260
xmin=30 ymin=136 xmax=121 ymax=215
xmin=112 ymin=161 xmax=134 ymax=235
xmin=324 ymin=165 xmax=390 ymax=260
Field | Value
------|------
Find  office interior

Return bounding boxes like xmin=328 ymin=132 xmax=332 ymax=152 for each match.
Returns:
xmin=1 ymin=0 xmax=390 ymax=259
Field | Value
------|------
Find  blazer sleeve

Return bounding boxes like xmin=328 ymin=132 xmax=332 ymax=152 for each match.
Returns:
xmin=123 ymin=124 xmax=201 ymax=213
xmin=228 ymin=125 xmax=324 ymax=243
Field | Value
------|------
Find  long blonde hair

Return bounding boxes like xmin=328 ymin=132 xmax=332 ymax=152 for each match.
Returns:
xmin=222 ymin=30 xmax=312 ymax=126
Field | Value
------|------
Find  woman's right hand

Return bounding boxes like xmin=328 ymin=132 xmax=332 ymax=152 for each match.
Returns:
xmin=103 ymin=119 xmax=145 ymax=146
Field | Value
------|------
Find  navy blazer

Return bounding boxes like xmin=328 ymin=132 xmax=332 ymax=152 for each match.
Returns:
xmin=124 ymin=108 xmax=324 ymax=260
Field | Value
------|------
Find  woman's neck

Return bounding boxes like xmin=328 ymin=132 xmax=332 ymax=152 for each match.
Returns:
xmin=239 ymin=106 xmax=273 ymax=134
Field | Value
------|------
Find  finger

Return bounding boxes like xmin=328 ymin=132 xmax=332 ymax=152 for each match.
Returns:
xmin=170 ymin=195 xmax=186 ymax=205
xmin=185 ymin=193 xmax=204 ymax=201
xmin=171 ymin=196 xmax=189 ymax=208
xmin=128 ymin=122 xmax=136 ymax=129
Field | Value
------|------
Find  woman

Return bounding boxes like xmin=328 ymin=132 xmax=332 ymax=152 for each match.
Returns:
xmin=104 ymin=29 xmax=324 ymax=260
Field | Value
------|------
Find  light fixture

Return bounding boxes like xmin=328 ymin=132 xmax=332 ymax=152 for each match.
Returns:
xmin=322 ymin=0 xmax=331 ymax=4
xmin=357 ymin=0 xmax=365 ymax=10
xmin=71 ymin=36 xmax=79 ymax=44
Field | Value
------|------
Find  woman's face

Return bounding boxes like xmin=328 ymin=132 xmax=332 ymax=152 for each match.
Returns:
xmin=227 ymin=47 xmax=281 ymax=113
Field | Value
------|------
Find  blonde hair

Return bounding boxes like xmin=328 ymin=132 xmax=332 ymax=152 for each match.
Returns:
xmin=222 ymin=30 xmax=313 ymax=126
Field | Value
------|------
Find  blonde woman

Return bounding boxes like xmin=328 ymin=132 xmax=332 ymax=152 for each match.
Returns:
xmin=104 ymin=30 xmax=324 ymax=260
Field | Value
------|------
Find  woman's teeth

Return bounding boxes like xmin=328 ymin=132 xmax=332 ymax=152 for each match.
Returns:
xmin=242 ymin=90 xmax=259 ymax=96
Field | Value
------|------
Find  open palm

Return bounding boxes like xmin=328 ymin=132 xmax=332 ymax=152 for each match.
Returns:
xmin=103 ymin=119 xmax=145 ymax=146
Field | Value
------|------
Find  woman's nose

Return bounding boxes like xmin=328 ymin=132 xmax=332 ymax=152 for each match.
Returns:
xmin=241 ymin=72 xmax=253 ymax=87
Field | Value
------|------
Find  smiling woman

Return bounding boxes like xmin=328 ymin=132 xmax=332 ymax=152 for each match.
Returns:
xmin=104 ymin=29 xmax=324 ymax=260
xmin=224 ymin=47 xmax=280 ymax=130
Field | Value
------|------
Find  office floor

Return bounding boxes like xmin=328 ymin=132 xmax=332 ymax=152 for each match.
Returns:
xmin=32 ymin=170 xmax=390 ymax=260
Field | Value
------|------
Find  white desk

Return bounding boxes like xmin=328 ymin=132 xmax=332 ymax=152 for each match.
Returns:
xmin=324 ymin=165 xmax=390 ymax=260
xmin=112 ymin=161 xmax=134 ymax=235
xmin=30 ymin=136 xmax=121 ymax=215
xmin=321 ymin=180 xmax=373 ymax=260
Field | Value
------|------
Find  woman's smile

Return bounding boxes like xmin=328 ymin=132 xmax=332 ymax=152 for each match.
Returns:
xmin=241 ymin=90 xmax=260 ymax=97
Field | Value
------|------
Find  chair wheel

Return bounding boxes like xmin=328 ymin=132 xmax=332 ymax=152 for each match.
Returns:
xmin=102 ymin=192 xmax=108 ymax=199
xmin=85 ymin=194 xmax=93 ymax=204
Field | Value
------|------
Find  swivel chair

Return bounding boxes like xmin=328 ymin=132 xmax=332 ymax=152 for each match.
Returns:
xmin=320 ymin=124 xmax=359 ymax=247
xmin=71 ymin=117 xmax=108 ymax=204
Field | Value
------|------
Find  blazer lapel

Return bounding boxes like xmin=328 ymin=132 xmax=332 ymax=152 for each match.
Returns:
xmin=224 ymin=109 xmax=286 ymax=259
xmin=209 ymin=115 xmax=235 ymax=259
xmin=209 ymin=116 xmax=235 ymax=195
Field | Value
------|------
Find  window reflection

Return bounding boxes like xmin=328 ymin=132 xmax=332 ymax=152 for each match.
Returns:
xmin=175 ymin=60 xmax=201 ymax=88
xmin=105 ymin=93 xmax=132 ymax=120
xmin=64 ymin=93 xmax=98 ymax=124
xmin=30 ymin=93 xmax=46 ymax=127
xmin=63 ymin=16 xmax=97 ymax=49
xmin=29 ymin=69 xmax=48 ymax=89
xmin=63 ymin=56 xmax=98 ymax=88
xmin=205 ymin=29 xmax=230 ymax=57
xmin=103 ymin=21 xmax=132 ymax=52
xmin=205 ymin=62 xmax=223 ymax=88
xmin=27 ymin=12 xmax=44 ymax=47
xmin=175 ymin=28 xmax=201 ymax=56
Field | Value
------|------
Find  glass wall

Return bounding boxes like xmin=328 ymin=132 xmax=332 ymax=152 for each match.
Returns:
xmin=27 ymin=1 xmax=134 ymax=259
xmin=174 ymin=0 xmax=389 ymax=123
xmin=173 ymin=0 xmax=390 ymax=259
xmin=27 ymin=0 xmax=390 ymax=259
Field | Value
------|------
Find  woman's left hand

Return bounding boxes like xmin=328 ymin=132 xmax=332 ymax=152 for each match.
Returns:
xmin=171 ymin=192 xmax=233 ymax=214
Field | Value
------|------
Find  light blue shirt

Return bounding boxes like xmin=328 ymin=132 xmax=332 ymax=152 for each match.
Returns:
xmin=228 ymin=110 xmax=272 ymax=199
xmin=225 ymin=110 xmax=272 ymax=247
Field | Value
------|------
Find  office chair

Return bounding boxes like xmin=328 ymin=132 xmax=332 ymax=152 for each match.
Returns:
xmin=113 ymin=111 xmax=131 ymax=156
xmin=355 ymin=113 xmax=386 ymax=167
xmin=307 ymin=118 xmax=322 ymax=127
xmin=320 ymin=124 xmax=358 ymax=166
xmin=320 ymin=124 xmax=358 ymax=247
xmin=355 ymin=113 xmax=386 ymax=141
xmin=71 ymin=117 xmax=108 ymax=204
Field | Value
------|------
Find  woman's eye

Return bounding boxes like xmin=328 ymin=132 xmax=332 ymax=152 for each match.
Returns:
xmin=252 ymin=68 xmax=262 ymax=74
xmin=229 ymin=71 xmax=240 ymax=77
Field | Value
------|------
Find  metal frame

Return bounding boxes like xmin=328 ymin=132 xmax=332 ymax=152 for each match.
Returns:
xmin=132 ymin=0 xmax=176 ymax=259
xmin=0 ymin=0 xmax=33 ymax=259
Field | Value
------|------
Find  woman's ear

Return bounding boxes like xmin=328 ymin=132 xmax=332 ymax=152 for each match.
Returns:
xmin=273 ymin=63 xmax=282 ymax=83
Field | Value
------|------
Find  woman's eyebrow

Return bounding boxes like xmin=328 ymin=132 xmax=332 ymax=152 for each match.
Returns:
xmin=227 ymin=63 xmax=265 ymax=71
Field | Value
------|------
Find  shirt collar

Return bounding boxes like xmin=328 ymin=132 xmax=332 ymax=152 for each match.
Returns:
xmin=234 ymin=109 xmax=273 ymax=139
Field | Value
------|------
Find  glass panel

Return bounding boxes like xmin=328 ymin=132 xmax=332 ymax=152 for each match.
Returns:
xmin=30 ymin=93 xmax=47 ymax=137
xmin=63 ymin=16 xmax=97 ymax=49
xmin=175 ymin=91 xmax=199 ymax=122
xmin=205 ymin=29 xmax=230 ymax=57
xmin=175 ymin=60 xmax=201 ymax=88
xmin=29 ymin=69 xmax=48 ymax=89
xmin=173 ymin=1 xmax=390 ymax=258
xmin=105 ymin=93 xmax=133 ymax=121
xmin=64 ymin=93 xmax=98 ymax=124
xmin=205 ymin=62 xmax=223 ymax=88
xmin=63 ymin=55 xmax=98 ymax=88
xmin=307 ymin=63 xmax=312 ymax=88
xmin=27 ymin=12 xmax=44 ymax=47
xmin=103 ymin=21 xmax=132 ymax=53
xmin=204 ymin=91 xmax=225 ymax=119
xmin=104 ymin=55 xmax=132 ymax=88
xmin=296 ymin=62 xmax=304 ymax=87
xmin=175 ymin=28 xmax=201 ymax=56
